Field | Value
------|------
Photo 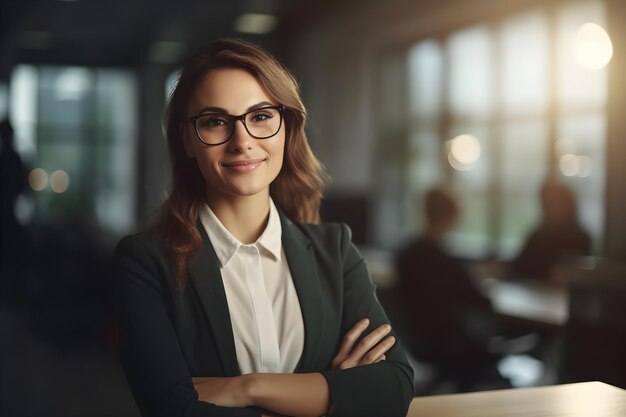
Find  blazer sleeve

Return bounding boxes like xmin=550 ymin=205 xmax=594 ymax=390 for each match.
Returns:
xmin=319 ymin=224 xmax=414 ymax=417
xmin=114 ymin=235 xmax=261 ymax=417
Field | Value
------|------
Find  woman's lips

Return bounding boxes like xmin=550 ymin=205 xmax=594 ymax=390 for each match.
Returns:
xmin=222 ymin=158 xmax=265 ymax=173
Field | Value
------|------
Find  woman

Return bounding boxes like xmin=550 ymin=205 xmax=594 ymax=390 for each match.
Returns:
xmin=115 ymin=38 xmax=413 ymax=417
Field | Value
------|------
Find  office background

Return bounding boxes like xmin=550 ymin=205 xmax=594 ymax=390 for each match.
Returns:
xmin=1 ymin=0 xmax=625 ymax=416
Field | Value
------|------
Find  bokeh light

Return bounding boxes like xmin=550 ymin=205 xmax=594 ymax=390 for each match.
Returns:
xmin=448 ymin=134 xmax=481 ymax=171
xmin=573 ymin=22 xmax=613 ymax=70
xmin=560 ymin=153 xmax=579 ymax=176
xmin=559 ymin=153 xmax=592 ymax=177
xmin=28 ymin=168 xmax=48 ymax=191
xmin=576 ymin=155 xmax=592 ymax=177
xmin=50 ymin=169 xmax=70 ymax=193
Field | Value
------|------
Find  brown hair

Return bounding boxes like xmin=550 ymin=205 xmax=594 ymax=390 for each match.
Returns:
xmin=155 ymin=38 xmax=327 ymax=290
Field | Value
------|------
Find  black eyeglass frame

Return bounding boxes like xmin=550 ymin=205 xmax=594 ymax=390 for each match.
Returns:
xmin=188 ymin=105 xmax=285 ymax=146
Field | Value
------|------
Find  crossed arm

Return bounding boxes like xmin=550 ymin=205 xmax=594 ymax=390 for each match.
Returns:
xmin=192 ymin=319 xmax=396 ymax=417
xmin=116 ymin=231 xmax=413 ymax=417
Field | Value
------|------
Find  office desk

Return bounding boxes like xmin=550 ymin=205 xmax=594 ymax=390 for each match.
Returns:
xmin=478 ymin=278 xmax=568 ymax=328
xmin=408 ymin=381 xmax=626 ymax=417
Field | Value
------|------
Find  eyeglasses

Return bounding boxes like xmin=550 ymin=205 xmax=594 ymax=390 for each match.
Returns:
xmin=189 ymin=105 xmax=285 ymax=146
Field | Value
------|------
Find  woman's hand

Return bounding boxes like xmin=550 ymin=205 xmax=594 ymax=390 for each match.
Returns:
xmin=331 ymin=318 xmax=396 ymax=370
xmin=192 ymin=376 xmax=251 ymax=408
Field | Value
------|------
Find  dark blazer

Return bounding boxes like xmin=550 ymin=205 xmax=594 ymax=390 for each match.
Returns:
xmin=114 ymin=211 xmax=414 ymax=417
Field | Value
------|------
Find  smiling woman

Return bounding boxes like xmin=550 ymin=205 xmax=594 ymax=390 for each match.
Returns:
xmin=114 ymin=39 xmax=413 ymax=417
xmin=182 ymin=69 xmax=287 ymax=218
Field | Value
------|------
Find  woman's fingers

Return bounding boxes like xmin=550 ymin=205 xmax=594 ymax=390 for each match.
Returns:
xmin=347 ymin=323 xmax=392 ymax=361
xmin=334 ymin=322 xmax=396 ymax=370
xmin=360 ymin=336 xmax=395 ymax=364
xmin=331 ymin=318 xmax=369 ymax=368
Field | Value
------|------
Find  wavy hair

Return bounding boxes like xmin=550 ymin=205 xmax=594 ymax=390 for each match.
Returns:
xmin=155 ymin=38 xmax=327 ymax=291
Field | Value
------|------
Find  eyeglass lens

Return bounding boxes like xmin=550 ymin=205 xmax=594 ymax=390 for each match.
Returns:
xmin=195 ymin=107 xmax=281 ymax=145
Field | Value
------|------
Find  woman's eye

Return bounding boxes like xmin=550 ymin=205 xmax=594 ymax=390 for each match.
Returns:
xmin=250 ymin=112 xmax=273 ymax=122
xmin=199 ymin=115 xmax=228 ymax=128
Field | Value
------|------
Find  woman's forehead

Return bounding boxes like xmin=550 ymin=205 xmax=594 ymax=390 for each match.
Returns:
xmin=189 ymin=68 xmax=273 ymax=114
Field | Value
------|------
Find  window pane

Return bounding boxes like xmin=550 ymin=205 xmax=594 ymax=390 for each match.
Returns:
xmin=94 ymin=70 xmax=138 ymax=233
xmin=500 ymin=10 xmax=549 ymax=116
xmin=408 ymin=39 xmax=443 ymax=118
xmin=407 ymin=128 xmax=442 ymax=190
xmin=499 ymin=120 xmax=549 ymax=258
xmin=10 ymin=65 xmax=138 ymax=234
xmin=378 ymin=52 xmax=407 ymax=125
xmin=9 ymin=65 xmax=38 ymax=158
xmin=447 ymin=124 xmax=491 ymax=258
xmin=448 ymin=26 xmax=494 ymax=119
xmin=405 ymin=128 xmax=443 ymax=233
xmin=556 ymin=0 xmax=608 ymax=110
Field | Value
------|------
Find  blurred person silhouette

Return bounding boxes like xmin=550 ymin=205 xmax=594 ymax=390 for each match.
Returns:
xmin=0 ymin=118 xmax=27 ymax=303
xmin=0 ymin=119 xmax=25 ymax=233
xmin=511 ymin=179 xmax=591 ymax=281
xmin=396 ymin=187 xmax=506 ymax=392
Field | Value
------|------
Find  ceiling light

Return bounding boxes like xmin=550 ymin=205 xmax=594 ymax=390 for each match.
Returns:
xmin=234 ymin=14 xmax=278 ymax=35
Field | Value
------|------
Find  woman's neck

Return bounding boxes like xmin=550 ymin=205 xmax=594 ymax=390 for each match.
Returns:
xmin=207 ymin=192 xmax=271 ymax=244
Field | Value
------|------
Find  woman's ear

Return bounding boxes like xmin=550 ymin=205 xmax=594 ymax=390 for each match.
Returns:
xmin=181 ymin=124 xmax=196 ymax=158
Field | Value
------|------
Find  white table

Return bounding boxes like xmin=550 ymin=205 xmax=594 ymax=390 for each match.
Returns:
xmin=479 ymin=278 xmax=568 ymax=327
xmin=408 ymin=381 xmax=626 ymax=417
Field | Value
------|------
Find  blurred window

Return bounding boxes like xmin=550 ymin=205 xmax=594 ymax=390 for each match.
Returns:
xmin=447 ymin=26 xmax=493 ymax=120
xmin=406 ymin=40 xmax=444 ymax=234
xmin=405 ymin=0 xmax=608 ymax=259
xmin=9 ymin=65 xmax=138 ymax=234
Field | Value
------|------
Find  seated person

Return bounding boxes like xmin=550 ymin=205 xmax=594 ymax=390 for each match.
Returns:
xmin=396 ymin=188 xmax=502 ymax=390
xmin=511 ymin=180 xmax=591 ymax=281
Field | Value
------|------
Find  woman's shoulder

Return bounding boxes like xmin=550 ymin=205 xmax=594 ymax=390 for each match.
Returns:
xmin=286 ymin=219 xmax=361 ymax=266
xmin=115 ymin=230 xmax=167 ymax=261
xmin=289 ymin=219 xmax=352 ymax=246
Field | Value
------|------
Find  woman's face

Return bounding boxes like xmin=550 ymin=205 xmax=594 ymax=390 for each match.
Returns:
xmin=183 ymin=68 xmax=285 ymax=204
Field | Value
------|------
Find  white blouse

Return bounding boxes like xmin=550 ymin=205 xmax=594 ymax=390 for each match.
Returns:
xmin=198 ymin=199 xmax=305 ymax=374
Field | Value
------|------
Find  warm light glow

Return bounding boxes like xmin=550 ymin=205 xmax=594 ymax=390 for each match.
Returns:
xmin=451 ymin=134 xmax=481 ymax=164
xmin=28 ymin=168 xmax=48 ymax=191
xmin=448 ymin=134 xmax=481 ymax=171
xmin=576 ymin=155 xmax=592 ymax=177
xmin=50 ymin=170 xmax=70 ymax=193
xmin=448 ymin=152 xmax=471 ymax=171
xmin=233 ymin=14 xmax=278 ymax=35
xmin=560 ymin=154 xmax=579 ymax=176
xmin=573 ymin=23 xmax=613 ymax=70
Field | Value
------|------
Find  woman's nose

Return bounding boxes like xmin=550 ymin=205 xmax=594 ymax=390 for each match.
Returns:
xmin=228 ymin=119 xmax=253 ymax=152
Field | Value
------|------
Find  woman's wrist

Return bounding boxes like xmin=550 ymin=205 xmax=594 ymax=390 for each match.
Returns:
xmin=240 ymin=373 xmax=260 ymax=407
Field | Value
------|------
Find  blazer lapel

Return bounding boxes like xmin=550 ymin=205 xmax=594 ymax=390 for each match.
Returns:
xmin=188 ymin=223 xmax=240 ymax=377
xmin=280 ymin=213 xmax=326 ymax=372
